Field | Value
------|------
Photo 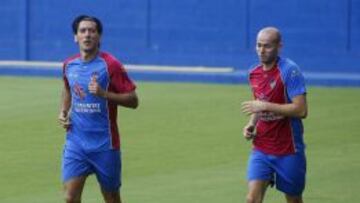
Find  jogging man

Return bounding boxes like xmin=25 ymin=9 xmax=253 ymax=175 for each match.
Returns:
xmin=241 ymin=27 xmax=308 ymax=203
xmin=58 ymin=15 xmax=138 ymax=203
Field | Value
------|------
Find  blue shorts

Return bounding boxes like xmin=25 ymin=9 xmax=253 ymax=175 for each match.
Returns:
xmin=62 ymin=146 xmax=122 ymax=192
xmin=247 ymin=149 xmax=306 ymax=196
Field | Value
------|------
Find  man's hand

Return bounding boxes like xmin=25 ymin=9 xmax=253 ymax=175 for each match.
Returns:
xmin=243 ymin=123 xmax=256 ymax=140
xmin=58 ymin=110 xmax=71 ymax=129
xmin=88 ymin=76 xmax=107 ymax=98
xmin=241 ymin=100 xmax=267 ymax=115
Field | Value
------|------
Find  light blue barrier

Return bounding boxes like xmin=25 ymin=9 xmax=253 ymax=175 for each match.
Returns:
xmin=0 ymin=65 xmax=359 ymax=87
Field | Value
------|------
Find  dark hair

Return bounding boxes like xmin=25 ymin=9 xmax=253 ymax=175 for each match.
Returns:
xmin=72 ymin=15 xmax=103 ymax=35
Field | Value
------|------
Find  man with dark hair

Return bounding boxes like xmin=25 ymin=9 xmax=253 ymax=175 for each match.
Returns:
xmin=72 ymin=15 xmax=103 ymax=35
xmin=58 ymin=15 xmax=139 ymax=203
xmin=242 ymin=27 xmax=308 ymax=203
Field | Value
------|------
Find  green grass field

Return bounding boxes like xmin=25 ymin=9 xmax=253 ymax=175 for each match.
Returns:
xmin=0 ymin=76 xmax=359 ymax=202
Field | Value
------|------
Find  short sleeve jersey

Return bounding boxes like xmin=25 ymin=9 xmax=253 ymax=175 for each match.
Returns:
xmin=248 ymin=57 xmax=306 ymax=155
xmin=62 ymin=52 xmax=136 ymax=152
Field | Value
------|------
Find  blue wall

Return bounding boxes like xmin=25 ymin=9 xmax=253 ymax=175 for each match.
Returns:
xmin=0 ymin=0 xmax=359 ymax=73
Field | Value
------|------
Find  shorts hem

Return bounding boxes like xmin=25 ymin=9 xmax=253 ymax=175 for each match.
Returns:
xmin=62 ymin=173 xmax=91 ymax=183
xmin=277 ymin=187 xmax=304 ymax=197
xmin=100 ymin=184 xmax=121 ymax=193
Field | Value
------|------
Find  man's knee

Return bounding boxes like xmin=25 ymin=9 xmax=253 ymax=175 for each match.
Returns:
xmin=246 ymin=193 xmax=263 ymax=203
xmin=285 ymin=194 xmax=303 ymax=203
xmin=102 ymin=191 xmax=121 ymax=203
xmin=246 ymin=180 xmax=268 ymax=203
xmin=64 ymin=191 xmax=81 ymax=203
xmin=63 ymin=177 xmax=86 ymax=203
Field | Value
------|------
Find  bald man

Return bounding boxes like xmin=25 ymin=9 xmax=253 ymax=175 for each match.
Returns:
xmin=241 ymin=27 xmax=308 ymax=203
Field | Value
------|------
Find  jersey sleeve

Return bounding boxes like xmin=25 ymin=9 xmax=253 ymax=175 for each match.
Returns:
xmin=108 ymin=60 xmax=136 ymax=93
xmin=62 ymin=62 xmax=70 ymax=90
xmin=62 ymin=54 xmax=80 ymax=90
xmin=248 ymin=65 xmax=259 ymax=100
xmin=284 ymin=64 xmax=306 ymax=99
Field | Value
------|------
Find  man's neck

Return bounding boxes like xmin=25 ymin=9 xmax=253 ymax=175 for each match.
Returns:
xmin=262 ymin=58 xmax=278 ymax=71
xmin=262 ymin=62 xmax=275 ymax=71
xmin=81 ymin=49 xmax=99 ymax=62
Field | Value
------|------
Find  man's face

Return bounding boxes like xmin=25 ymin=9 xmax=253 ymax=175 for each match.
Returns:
xmin=256 ymin=32 xmax=281 ymax=65
xmin=75 ymin=20 xmax=100 ymax=53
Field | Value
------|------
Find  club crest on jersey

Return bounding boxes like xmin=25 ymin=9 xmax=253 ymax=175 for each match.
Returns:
xmin=73 ymin=83 xmax=86 ymax=100
xmin=91 ymin=71 xmax=99 ymax=80
xmin=270 ymin=79 xmax=276 ymax=90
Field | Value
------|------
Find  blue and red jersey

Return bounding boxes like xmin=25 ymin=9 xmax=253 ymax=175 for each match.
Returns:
xmin=248 ymin=57 xmax=306 ymax=155
xmin=62 ymin=52 xmax=136 ymax=152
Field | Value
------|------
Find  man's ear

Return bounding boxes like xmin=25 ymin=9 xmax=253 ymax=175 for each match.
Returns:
xmin=74 ymin=35 xmax=78 ymax=43
xmin=278 ymin=41 xmax=283 ymax=49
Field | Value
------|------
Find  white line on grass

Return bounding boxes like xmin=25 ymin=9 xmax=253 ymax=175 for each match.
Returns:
xmin=0 ymin=60 xmax=234 ymax=73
